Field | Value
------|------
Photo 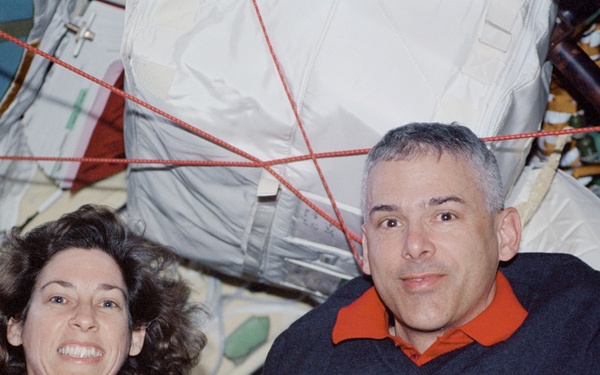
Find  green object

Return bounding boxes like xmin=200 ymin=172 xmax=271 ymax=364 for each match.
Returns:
xmin=224 ymin=316 xmax=270 ymax=361
xmin=66 ymin=88 xmax=88 ymax=130
xmin=568 ymin=114 xmax=585 ymax=130
xmin=588 ymin=132 xmax=600 ymax=161
xmin=577 ymin=136 xmax=597 ymax=163
xmin=568 ymin=115 xmax=598 ymax=163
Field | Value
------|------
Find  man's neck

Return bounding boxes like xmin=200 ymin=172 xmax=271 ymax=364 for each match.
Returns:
xmin=391 ymin=324 xmax=446 ymax=354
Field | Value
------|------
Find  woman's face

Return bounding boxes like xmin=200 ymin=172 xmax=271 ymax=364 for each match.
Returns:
xmin=7 ymin=248 xmax=146 ymax=375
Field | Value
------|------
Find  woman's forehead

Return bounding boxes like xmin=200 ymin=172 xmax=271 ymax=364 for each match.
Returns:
xmin=37 ymin=248 xmax=126 ymax=291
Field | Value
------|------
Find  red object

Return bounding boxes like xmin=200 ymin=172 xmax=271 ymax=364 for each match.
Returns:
xmin=71 ymin=70 xmax=125 ymax=192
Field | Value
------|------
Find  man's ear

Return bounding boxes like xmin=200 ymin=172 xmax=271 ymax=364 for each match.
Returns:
xmin=496 ymin=207 xmax=522 ymax=262
xmin=129 ymin=326 xmax=146 ymax=356
xmin=361 ymin=225 xmax=372 ymax=275
xmin=6 ymin=317 xmax=23 ymax=347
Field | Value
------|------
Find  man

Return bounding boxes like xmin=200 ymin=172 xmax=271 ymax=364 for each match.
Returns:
xmin=263 ymin=122 xmax=600 ymax=374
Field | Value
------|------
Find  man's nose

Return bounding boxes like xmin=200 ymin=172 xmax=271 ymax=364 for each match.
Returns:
xmin=401 ymin=222 xmax=435 ymax=260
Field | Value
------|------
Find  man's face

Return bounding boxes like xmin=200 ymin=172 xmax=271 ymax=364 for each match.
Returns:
xmin=361 ymin=153 xmax=518 ymax=343
xmin=7 ymin=248 xmax=146 ymax=375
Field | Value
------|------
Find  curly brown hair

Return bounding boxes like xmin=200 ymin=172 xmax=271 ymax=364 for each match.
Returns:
xmin=0 ymin=204 xmax=207 ymax=375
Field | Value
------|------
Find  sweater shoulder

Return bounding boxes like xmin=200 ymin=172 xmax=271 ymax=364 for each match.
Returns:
xmin=263 ymin=275 xmax=373 ymax=374
xmin=502 ymin=253 xmax=600 ymax=287
xmin=286 ymin=275 xmax=373 ymax=332
xmin=502 ymin=253 xmax=600 ymax=309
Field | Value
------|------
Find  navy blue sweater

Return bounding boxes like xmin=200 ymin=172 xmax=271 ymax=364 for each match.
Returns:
xmin=263 ymin=253 xmax=600 ymax=374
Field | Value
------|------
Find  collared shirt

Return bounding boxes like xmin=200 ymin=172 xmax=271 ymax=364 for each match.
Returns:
xmin=332 ymin=271 xmax=528 ymax=366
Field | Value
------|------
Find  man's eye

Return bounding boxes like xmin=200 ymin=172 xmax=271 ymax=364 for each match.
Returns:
xmin=437 ymin=212 xmax=454 ymax=221
xmin=383 ymin=219 xmax=399 ymax=228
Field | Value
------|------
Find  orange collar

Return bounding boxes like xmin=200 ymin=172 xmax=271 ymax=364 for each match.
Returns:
xmin=332 ymin=271 xmax=527 ymax=366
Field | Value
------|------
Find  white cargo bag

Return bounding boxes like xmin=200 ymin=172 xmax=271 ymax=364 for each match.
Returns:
xmin=122 ymin=0 xmax=557 ymax=296
xmin=0 ymin=0 xmax=76 ymax=230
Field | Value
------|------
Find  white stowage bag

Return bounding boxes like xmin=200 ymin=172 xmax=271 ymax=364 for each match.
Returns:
xmin=121 ymin=0 xmax=557 ymax=297
xmin=508 ymin=167 xmax=600 ymax=271
xmin=0 ymin=0 xmax=76 ymax=231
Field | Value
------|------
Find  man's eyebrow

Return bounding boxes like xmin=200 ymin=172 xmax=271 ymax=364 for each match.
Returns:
xmin=368 ymin=196 xmax=466 ymax=217
xmin=428 ymin=195 xmax=465 ymax=207
xmin=368 ymin=204 xmax=398 ymax=218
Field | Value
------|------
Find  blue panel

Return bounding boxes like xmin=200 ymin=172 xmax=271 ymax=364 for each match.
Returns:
xmin=0 ymin=0 xmax=33 ymax=22
xmin=0 ymin=38 xmax=25 ymax=99
xmin=0 ymin=0 xmax=34 ymax=99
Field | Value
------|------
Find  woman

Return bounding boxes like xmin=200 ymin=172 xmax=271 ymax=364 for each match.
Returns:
xmin=0 ymin=204 xmax=207 ymax=375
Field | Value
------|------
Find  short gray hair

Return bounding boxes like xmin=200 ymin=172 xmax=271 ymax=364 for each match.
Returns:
xmin=362 ymin=122 xmax=504 ymax=217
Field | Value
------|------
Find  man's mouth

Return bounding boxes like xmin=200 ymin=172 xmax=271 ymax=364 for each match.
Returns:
xmin=58 ymin=345 xmax=103 ymax=358
xmin=400 ymin=274 xmax=443 ymax=289
xmin=402 ymin=274 xmax=433 ymax=281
